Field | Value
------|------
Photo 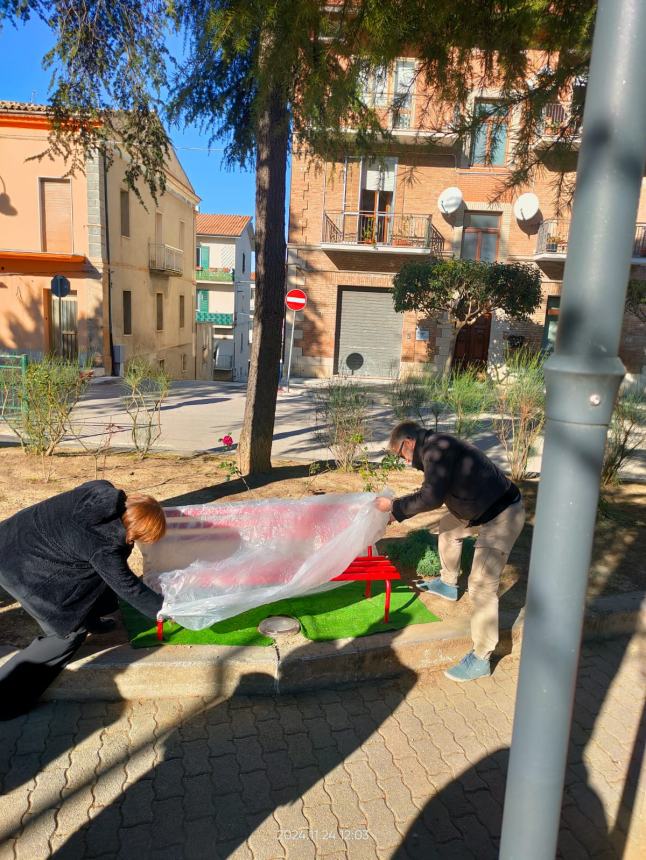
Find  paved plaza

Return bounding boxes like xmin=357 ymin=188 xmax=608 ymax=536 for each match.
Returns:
xmin=0 ymin=636 xmax=643 ymax=859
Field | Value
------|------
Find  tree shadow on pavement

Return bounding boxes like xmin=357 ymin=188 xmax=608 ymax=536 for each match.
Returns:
xmin=393 ymin=634 xmax=644 ymax=859
xmin=48 ymin=625 xmax=418 ymax=859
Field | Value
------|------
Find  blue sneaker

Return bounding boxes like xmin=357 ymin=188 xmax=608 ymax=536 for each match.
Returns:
xmin=444 ymin=650 xmax=491 ymax=683
xmin=417 ymin=579 xmax=458 ymax=602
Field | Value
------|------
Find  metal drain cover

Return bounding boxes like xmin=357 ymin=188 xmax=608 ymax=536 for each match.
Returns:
xmin=258 ymin=616 xmax=301 ymax=636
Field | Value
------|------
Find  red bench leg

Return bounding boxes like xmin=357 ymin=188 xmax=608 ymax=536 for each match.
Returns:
xmin=365 ymin=581 xmax=372 ymax=599
xmin=156 ymin=619 xmax=164 ymax=641
xmin=384 ymin=580 xmax=392 ymax=624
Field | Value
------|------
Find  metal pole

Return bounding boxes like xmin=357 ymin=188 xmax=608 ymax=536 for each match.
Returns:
xmin=500 ymin=2 xmax=646 ymax=858
xmin=285 ymin=308 xmax=296 ymax=392
xmin=58 ymin=293 xmax=63 ymax=358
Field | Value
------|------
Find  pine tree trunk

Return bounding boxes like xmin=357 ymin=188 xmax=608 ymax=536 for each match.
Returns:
xmin=237 ymin=87 xmax=289 ymax=475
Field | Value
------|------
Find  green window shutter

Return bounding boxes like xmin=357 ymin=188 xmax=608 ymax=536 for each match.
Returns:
xmin=200 ymin=246 xmax=210 ymax=269
xmin=197 ymin=290 xmax=209 ymax=313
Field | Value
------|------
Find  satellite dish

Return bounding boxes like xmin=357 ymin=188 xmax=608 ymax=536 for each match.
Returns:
xmin=438 ymin=186 xmax=464 ymax=215
xmin=514 ymin=192 xmax=540 ymax=221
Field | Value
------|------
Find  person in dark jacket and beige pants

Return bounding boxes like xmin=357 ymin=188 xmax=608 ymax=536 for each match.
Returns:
xmin=0 ymin=480 xmax=166 ymax=719
xmin=376 ymin=421 xmax=525 ymax=682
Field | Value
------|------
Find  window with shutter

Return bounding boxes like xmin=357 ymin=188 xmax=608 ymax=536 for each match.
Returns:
xmin=40 ymin=179 xmax=73 ymax=253
xmin=179 ymin=220 xmax=185 ymax=251
xmin=156 ymin=293 xmax=164 ymax=331
xmin=123 ymin=291 xmax=132 ymax=335
xmin=200 ymin=245 xmax=210 ymax=269
xmin=120 ymin=190 xmax=130 ymax=237
xmin=179 ymin=294 xmax=185 ymax=328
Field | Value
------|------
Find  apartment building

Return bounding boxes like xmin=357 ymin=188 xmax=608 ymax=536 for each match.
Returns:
xmin=195 ymin=214 xmax=254 ymax=382
xmin=0 ymin=101 xmax=199 ymax=378
xmin=287 ymin=59 xmax=646 ymax=381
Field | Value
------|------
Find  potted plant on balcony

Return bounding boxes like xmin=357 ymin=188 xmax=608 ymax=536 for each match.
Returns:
xmin=546 ymin=232 xmax=568 ymax=253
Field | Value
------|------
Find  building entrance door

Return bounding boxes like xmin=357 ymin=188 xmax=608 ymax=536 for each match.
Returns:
xmin=452 ymin=313 xmax=492 ymax=370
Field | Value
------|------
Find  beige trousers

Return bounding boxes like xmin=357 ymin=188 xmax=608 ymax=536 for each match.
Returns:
xmin=438 ymin=499 xmax=526 ymax=660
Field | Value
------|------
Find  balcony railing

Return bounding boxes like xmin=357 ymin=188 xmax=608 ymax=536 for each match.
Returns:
xmin=149 ymin=242 xmax=184 ymax=275
xmin=534 ymin=103 xmax=582 ymax=147
xmin=322 ymin=211 xmax=445 ymax=254
xmin=195 ymin=267 xmax=234 ymax=282
xmin=196 ymin=311 xmax=233 ymax=325
xmin=536 ymin=219 xmax=646 ymax=259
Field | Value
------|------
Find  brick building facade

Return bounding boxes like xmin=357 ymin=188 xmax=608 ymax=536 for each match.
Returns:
xmin=286 ymin=63 xmax=646 ymax=381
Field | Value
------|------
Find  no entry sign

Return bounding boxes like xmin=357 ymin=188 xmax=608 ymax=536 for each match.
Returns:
xmin=285 ymin=288 xmax=307 ymax=311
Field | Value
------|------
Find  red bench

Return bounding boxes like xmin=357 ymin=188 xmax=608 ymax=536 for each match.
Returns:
xmin=156 ymin=545 xmax=400 ymax=641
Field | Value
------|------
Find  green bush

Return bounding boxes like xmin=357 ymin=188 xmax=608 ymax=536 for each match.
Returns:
xmin=445 ymin=368 xmax=492 ymax=438
xmin=383 ymin=530 xmax=442 ymax=576
xmin=6 ymin=357 xmax=90 ymax=456
xmin=389 ymin=369 xmax=450 ymax=431
xmin=383 ymin=530 xmax=476 ymax=577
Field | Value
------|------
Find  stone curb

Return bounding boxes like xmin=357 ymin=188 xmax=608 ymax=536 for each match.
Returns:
xmin=0 ymin=591 xmax=643 ymax=702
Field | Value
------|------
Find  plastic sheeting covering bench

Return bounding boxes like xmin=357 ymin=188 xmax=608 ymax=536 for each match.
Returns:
xmin=139 ymin=493 xmax=393 ymax=638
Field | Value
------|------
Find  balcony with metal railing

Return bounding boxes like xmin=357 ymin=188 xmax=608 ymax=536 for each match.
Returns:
xmin=195 ymin=267 xmax=234 ymax=282
xmin=536 ymin=219 xmax=646 ymax=261
xmin=149 ymin=242 xmax=184 ymax=275
xmin=322 ymin=211 xmax=445 ymax=254
xmin=534 ymin=103 xmax=582 ymax=149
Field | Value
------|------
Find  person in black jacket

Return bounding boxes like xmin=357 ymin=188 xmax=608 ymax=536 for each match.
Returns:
xmin=376 ymin=421 xmax=525 ymax=682
xmin=0 ymin=480 xmax=166 ymax=719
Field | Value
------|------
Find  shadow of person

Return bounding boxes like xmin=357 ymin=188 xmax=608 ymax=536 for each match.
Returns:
xmin=0 ymin=621 xmax=149 ymax=853
xmin=49 ymin=622 xmax=418 ymax=859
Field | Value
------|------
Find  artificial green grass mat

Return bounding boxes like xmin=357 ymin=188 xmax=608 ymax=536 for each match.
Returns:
xmin=382 ymin=530 xmax=475 ymax=576
xmin=121 ymin=581 xmax=440 ymax=648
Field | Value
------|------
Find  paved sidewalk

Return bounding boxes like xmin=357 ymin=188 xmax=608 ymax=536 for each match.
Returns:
xmin=0 ymin=637 xmax=644 ymax=860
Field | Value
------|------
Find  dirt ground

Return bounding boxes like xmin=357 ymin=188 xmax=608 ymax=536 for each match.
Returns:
xmin=0 ymin=446 xmax=644 ymax=648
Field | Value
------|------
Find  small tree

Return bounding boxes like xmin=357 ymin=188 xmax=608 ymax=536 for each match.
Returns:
xmin=601 ymin=388 xmax=646 ymax=486
xmin=122 ymin=358 xmax=170 ymax=458
xmin=315 ymin=379 xmax=371 ymax=471
xmin=392 ymin=258 xmax=542 ymax=374
xmin=492 ymin=348 xmax=546 ymax=481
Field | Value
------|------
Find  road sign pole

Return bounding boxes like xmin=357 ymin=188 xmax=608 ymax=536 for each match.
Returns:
xmin=285 ymin=309 xmax=296 ymax=392
xmin=500 ymin=1 xmax=646 ymax=857
xmin=58 ymin=293 xmax=63 ymax=358
xmin=284 ymin=289 xmax=307 ymax=392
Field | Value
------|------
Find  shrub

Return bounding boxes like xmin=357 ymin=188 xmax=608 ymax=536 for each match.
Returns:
xmin=445 ymin=368 xmax=492 ymax=438
xmin=5 ymin=357 xmax=90 ymax=456
xmin=357 ymin=450 xmax=405 ymax=493
xmin=601 ymin=388 xmax=646 ymax=485
xmin=315 ymin=379 xmax=371 ymax=471
xmin=389 ymin=369 xmax=450 ymax=431
xmin=492 ymin=348 xmax=545 ymax=481
xmin=122 ymin=357 xmax=171 ymax=457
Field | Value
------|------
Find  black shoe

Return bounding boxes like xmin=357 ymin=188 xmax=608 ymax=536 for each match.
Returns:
xmin=85 ymin=617 xmax=117 ymax=634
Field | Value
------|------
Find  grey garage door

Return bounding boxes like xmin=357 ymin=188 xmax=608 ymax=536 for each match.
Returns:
xmin=336 ymin=288 xmax=403 ymax=377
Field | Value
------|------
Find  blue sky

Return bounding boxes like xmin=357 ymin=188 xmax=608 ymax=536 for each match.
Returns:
xmin=0 ymin=15 xmax=261 ymax=219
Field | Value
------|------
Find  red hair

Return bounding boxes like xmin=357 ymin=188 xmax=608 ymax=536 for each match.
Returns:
xmin=122 ymin=494 xmax=166 ymax=544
